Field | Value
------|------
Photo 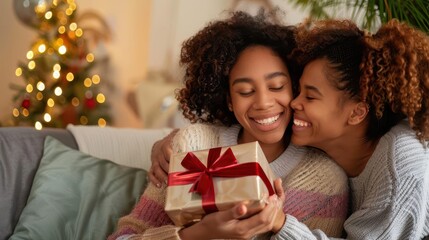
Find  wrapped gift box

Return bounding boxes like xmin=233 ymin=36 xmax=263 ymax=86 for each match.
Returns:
xmin=165 ymin=141 xmax=276 ymax=227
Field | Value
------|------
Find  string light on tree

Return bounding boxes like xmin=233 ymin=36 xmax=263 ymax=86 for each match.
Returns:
xmin=11 ymin=0 xmax=111 ymax=129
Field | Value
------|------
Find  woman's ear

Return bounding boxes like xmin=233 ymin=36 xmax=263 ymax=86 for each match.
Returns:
xmin=348 ymin=102 xmax=369 ymax=125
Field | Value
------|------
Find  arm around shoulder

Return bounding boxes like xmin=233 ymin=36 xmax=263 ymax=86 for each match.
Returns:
xmin=275 ymin=149 xmax=349 ymax=239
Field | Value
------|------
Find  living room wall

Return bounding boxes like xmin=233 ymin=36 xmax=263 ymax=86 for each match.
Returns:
xmin=0 ymin=0 xmax=309 ymax=128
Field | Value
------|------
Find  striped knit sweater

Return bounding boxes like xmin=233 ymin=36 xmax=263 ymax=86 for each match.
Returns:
xmin=277 ymin=121 xmax=429 ymax=240
xmin=108 ymin=124 xmax=349 ymax=240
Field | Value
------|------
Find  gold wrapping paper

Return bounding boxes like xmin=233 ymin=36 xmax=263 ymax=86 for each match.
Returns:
xmin=165 ymin=141 xmax=276 ymax=227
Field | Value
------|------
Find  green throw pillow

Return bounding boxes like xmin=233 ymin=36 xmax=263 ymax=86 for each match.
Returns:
xmin=10 ymin=136 xmax=148 ymax=240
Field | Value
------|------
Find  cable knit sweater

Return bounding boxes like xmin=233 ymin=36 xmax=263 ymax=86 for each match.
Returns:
xmin=108 ymin=124 xmax=349 ymax=240
xmin=278 ymin=121 xmax=429 ymax=240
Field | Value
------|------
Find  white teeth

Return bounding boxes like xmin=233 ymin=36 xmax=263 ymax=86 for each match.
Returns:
xmin=255 ymin=115 xmax=280 ymax=125
xmin=294 ymin=119 xmax=310 ymax=127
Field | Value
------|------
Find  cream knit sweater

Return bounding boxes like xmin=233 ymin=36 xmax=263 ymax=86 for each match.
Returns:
xmin=109 ymin=124 xmax=349 ymax=240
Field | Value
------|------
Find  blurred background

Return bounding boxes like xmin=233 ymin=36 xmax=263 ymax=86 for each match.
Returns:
xmin=1 ymin=0 xmax=427 ymax=129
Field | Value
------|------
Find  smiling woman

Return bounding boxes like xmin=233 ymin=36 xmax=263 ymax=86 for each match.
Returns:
xmin=110 ymin=11 xmax=350 ymax=240
xmin=288 ymin=18 xmax=429 ymax=239
xmin=228 ymin=45 xmax=293 ymax=156
xmin=291 ymin=58 xmax=363 ymax=149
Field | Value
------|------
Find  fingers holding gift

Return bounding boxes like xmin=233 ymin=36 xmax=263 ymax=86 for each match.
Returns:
xmin=179 ymin=204 xmax=248 ymax=239
xmin=223 ymin=197 xmax=285 ymax=238
xmin=150 ymin=130 xmax=177 ymax=186
xmin=148 ymin=163 xmax=168 ymax=188
xmin=159 ymin=130 xmax=176 ymax=170
xmin=273 ymin=178 xmax=285 ymax=202
xmin=203 ymin=203 xmax=255 ymax=239
xmin=149 ymin=141 xmax=167 ymax=186
xmin=236 ymin=195 xmax=285 ymax=235
xmin=178 ymin=196 xmax=285 ymax=239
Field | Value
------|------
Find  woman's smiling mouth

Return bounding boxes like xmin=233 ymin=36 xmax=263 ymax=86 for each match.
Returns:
xmin=293 ymin=119 xmax=311 ymax=127
xmin=254 ymin=114 xmax=280 ymax=125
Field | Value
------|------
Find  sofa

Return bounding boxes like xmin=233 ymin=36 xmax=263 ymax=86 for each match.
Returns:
xmin=0 ymin=126 xmax=172 ymax=240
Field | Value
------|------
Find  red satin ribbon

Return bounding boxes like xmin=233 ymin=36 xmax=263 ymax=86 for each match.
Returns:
xmin=168 ymin=147 xmax=275 ymax=214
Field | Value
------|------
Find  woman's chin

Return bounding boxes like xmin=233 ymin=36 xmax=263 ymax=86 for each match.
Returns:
xmin=291 ymin=135 xmax=308 ymax=146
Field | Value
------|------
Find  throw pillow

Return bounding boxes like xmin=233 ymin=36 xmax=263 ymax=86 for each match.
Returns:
xmin=10 ymin=136 xmax=148 ymax=240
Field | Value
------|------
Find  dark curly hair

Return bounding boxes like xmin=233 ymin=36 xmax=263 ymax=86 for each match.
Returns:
xmin=177 ymin=10 xmax=299 ymax=126
xmin=292 ymin=19 xmax=429 ymax=145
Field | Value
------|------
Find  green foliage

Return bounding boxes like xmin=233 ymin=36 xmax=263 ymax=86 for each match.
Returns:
xmin=289 ymin=0 xmax=429 ymax=33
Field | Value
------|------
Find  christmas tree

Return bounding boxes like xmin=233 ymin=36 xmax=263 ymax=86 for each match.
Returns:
xmin=11 ymin=0 xmax=111 ymax=130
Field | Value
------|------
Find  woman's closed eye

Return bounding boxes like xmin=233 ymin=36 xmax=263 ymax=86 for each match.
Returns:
xmin=238 ymin=90 xmax=254 ymax=96
xmin=269 ymin=85 xmax=284 ymax=91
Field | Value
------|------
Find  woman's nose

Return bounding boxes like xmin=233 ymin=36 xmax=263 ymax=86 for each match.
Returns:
xmin=254 ymin=91 xmax=274 ymax=109
xmin=290 ymin=95 xmax=302 ymax=111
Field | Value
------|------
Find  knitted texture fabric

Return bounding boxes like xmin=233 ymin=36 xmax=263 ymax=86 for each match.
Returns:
xmin=276 ymin=121 xmax=429 ymax=240
xmin=108 ymin=124 xmax=349 ymax=240
xmin=281 ymin=148 xmax=349 ymax=237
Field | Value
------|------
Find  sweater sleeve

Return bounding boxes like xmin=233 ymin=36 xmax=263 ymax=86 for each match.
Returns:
xmin=108 ymin=183 xmax=182 ymax=240
xmin=342 ymin=129 xmax=429 ymax=240
xmin=109 ymin=124 xmax=222 ymax=240
xmin=272 ymin=124 xmax=429 ymax=240
xmin=272 ymin=149 xmax=349 ymax=239
xmin=277 ymin=157 xmax=429 ymax=240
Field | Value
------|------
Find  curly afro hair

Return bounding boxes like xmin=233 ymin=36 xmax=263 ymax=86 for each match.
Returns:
xmin=292 ymin=19 xmax=429 ymax=145
xmin=177 ymin=10 xmax=299 ymax=126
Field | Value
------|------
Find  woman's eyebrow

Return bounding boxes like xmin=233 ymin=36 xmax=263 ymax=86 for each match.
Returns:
xmin=265 ymin=72 xmax=289 ymax=80
xmin=231 ymin=78 xmax=252 ymax=86
xmin=304 ymin=84 xmax=323 ymax=96
xmin=231 ymin=71 xmax=289 ymax=86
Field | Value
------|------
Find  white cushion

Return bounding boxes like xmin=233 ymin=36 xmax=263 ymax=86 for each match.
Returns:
xmin=67 ymin=124 xmax=172 ymax=171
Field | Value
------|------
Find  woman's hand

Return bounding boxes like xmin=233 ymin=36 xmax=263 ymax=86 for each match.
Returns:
xmin=179 ymin=179 xmax=286 ymax=239
xmin=272 ymin=178 xmax=286 ymax=233
xmin=149 ymin=129 xmax=178 ymax=187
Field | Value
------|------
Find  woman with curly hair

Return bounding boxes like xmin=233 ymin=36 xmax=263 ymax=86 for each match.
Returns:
xmin=109 ymin=11 xmax=349 ymax=240
xmin=287 ymin=19 xmax=429 ymax=239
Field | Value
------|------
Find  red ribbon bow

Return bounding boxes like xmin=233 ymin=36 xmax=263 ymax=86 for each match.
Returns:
xmin=168 ymin=147 xmax=275 ymax=214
